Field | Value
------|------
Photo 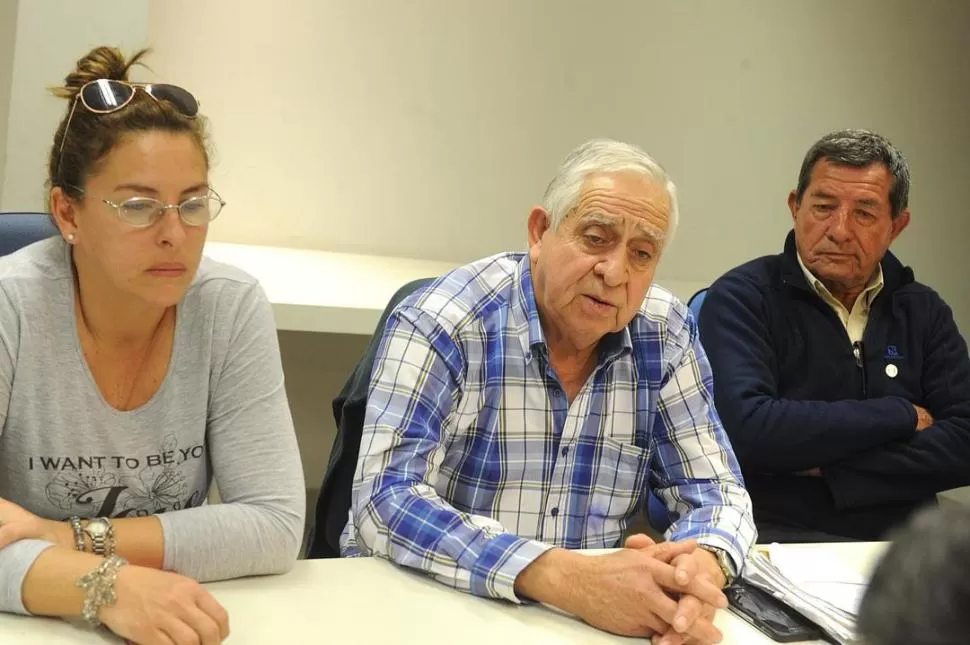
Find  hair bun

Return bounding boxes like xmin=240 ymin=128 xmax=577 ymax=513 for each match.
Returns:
xmin=52 ymin=46 xmax=150 ymax=99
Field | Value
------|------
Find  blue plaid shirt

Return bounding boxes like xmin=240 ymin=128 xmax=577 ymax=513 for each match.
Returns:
xmin=341 ymin=253 xmax=756 ymax=601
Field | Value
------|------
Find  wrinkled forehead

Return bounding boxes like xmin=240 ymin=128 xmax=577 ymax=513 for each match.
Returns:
xmin=576 ymin=210 xmax=666 ymax=248
xmin=572 ymin=171 xmax=671 ymax=238
xmin=807 ymin=160 xmax=893 ymax=204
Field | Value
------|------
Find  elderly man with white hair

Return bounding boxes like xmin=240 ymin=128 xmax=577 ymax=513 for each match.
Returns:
xmin=342 ymin=139 xmax=756 ymax=645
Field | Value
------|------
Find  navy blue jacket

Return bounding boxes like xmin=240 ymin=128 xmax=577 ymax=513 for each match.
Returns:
xmin=699 ymin=231 xmax=970 ymax=539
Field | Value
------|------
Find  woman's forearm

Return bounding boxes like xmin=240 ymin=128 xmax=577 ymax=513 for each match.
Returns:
xmin=106 ymin=516 xmax=164 ymax=568
xmin=21 ymin=546 xmax=103 ymax=617
xmin=32 ymin=497 xmax=300 ymax=585
xmin=21 ymin=516 xmax=164 ymax=618
xmin=158 ymin=502 xmax=303 ymax=581
xmin=50 ymin=516 xmax=165 ymax=569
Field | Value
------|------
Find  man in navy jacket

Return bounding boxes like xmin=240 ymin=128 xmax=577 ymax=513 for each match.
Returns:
xmin=699 ymin=129 xmax=970 ymax=542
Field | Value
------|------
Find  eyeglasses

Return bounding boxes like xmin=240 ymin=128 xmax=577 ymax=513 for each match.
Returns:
xmin=67 ymin=185 xmax=226 ymax=228
xmin=56 ymin=79 xmax=200 ymax=183
xmin=100 ymin=190 xmax=226 ymax=228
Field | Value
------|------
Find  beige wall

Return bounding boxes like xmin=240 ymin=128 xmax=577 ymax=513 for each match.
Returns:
xmin=0 ymin=0 xmax=149 ymax=211
xmin=145 ymin=0 xmax=970 ymax=332
xmin=0 ymin=0 xmax=17 ymax=200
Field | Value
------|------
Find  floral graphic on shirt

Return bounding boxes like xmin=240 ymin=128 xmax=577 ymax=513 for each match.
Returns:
xmin=124 ymin=464 xmax=189 ymax=511
xmin=45 ymin=469 xmax=120 ymax=511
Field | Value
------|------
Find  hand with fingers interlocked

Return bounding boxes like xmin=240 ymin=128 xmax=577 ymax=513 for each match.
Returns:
xmin=515 ymin=535 xmax=727 ymax=642
xmin=626 ymin=534 xmax=728 ymax=645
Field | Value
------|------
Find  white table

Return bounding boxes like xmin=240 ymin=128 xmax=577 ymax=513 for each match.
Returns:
xmin=202 ymin=242 xmax=460 ymax=335
xmin=201 ymin=242 xmax=710 ymax=336
xmin=0 ymin=542 xmax=883 ymax=644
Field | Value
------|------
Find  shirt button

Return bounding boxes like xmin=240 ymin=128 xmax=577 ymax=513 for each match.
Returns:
xmin=550 ymin=507 xmax=560 ymax=517
xmin=561 ymin=446 xmax=569 ymax=457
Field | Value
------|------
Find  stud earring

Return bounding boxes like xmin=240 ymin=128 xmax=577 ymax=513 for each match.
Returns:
xmin=66 ymin=233 xmax=75 ymax=243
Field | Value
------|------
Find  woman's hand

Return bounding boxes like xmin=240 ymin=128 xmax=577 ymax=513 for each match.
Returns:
xmin=0 ymin=497 xmax=72 ymax=549
xmin=100 ymin=565 xmax=230 ymax=645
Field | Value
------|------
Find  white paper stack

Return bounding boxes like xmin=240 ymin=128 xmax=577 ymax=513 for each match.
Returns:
xmin=742 ymin=550 xmax=860 ymax=644
xmin=766 ymin=543 xmax=869 ymax=615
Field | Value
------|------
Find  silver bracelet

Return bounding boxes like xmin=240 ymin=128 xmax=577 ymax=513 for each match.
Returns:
xmin=75 ymin=555 xmax=127 ymax=626
xmin=68 ymin=516 xmax=85 ymax=552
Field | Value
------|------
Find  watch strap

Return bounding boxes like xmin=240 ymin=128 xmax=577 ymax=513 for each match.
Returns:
xmin=701 ymin=545 xmax=737 ymax=585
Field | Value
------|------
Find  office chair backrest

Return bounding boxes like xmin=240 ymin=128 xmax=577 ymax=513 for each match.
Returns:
xmin=687 ymin=287 xmax=708 ymax=320
xmin=307 ymin=277 xmax=436 ymax=558
xmin=0 ymin=213 xmax=59 ymax=257
xmin=0 ymin=213 xmax=58 ymax=255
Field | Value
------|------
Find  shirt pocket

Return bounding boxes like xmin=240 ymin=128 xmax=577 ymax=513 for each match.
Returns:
xmin=589 ymin=437 xmax=650 ymax=521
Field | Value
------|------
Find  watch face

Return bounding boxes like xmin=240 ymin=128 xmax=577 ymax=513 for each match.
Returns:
xmin=87 ymin=520 xmax=107 ymax=537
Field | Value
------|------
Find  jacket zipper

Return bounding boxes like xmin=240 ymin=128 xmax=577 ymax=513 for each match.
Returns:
xmin=782 ymin=276 xmax=876 ymax=399
xmin=852 ymin=341 xmax=867 ymax=398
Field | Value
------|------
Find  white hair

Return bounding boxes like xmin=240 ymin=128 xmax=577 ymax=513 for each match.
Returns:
xmin=540 ymin=138 xmax=679 ymax=246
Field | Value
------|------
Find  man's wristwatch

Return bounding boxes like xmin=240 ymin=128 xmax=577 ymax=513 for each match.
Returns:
xmin=82 ymin=518 xmax=116 ymax=557
xmin=701 ymin=546 xmax=737 ymax=586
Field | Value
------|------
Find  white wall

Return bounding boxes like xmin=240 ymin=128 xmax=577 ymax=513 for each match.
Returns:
xmin=144 ymin=0 xmax=970 ymax=331
xmin=0 ymin=0 xmax=149 ymax=211
xmin=0 ymin=0 xmax=19 ymax=197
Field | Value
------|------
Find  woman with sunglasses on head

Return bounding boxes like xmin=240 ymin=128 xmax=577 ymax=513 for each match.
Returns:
xmin=0 ymin=46 xmax=305 ymax=644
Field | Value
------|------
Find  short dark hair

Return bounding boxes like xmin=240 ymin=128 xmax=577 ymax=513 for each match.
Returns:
xmin=794 ymin=129 xmax=910 ymax=218
xmin=856 ymin=504 xmax=970 ymax=645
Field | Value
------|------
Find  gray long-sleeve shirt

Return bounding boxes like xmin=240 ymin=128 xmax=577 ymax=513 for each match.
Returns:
xmin=0 ymin=238 xmax=305 ymax=614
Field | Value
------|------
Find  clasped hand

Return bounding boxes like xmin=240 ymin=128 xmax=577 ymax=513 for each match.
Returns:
xmin=575 ymin=535 xmax=728 ymax=645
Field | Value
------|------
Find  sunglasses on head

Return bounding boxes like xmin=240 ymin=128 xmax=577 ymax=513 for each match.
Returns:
xmin=77 ymin=79 xmax=199 ymax=117
xmin=56 ymin=79 xmax=199 ymax=183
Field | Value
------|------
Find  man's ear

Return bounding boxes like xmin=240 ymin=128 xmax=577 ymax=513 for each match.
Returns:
xmin=527 ymin=206 xmax=551 ymax=248
xmin=890 ymin=208 xmax=911 ymax=242
xmin=787 ymin=189 xmax=800 ymax=225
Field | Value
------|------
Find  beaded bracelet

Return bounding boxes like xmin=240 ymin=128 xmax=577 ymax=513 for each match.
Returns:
xmin=68 ymin=516 xmax=85 ymax=552
xmin=75 ymin=555 xmax=127 ymax=626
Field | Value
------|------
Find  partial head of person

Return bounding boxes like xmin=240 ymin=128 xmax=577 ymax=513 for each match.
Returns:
xmin=856 ymin=503 xmax=970 ymax=645
xmin=528 ymin=139 xmax=678 ymax=355
xmin=788 ymin=129 xmax=910 ymax=301
xmin=47 ymin=46 xmax=223 ymax=311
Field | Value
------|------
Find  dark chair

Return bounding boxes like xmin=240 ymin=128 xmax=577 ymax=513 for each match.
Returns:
xmin=0 ymin=213 xmax=59 ymax=256
xmin=307 ymin=278 xmax=435 ymax=558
